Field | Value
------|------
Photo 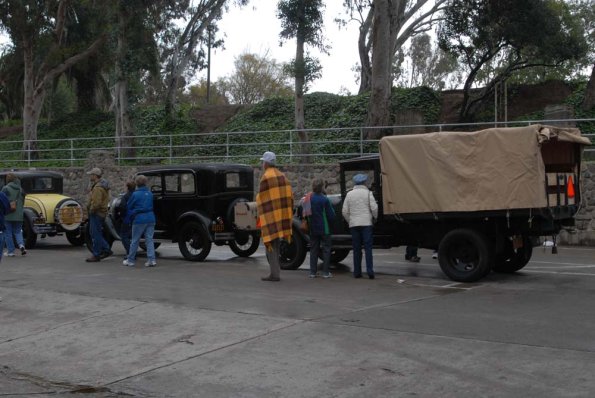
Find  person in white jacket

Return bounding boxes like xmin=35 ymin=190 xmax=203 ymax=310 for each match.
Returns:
xmin=342 ymin=174 xmax=378 ymax=279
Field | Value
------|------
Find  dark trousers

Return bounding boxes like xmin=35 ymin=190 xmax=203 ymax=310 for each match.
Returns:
xmin=310 ymin=233 xmax=331 ymax=275
xmin=350 ymin=225 xmax=374 ymax=277
xmin=406 ymin=246 xmax=418 ymax=259
xmin=120 ymin=223 xmax=132 ymax=254
xmin=89 ymin=214 xmax=109 ymax=257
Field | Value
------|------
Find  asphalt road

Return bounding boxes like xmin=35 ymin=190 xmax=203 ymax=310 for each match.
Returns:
xmin=1 ymin=236 xmax=594 ymax=397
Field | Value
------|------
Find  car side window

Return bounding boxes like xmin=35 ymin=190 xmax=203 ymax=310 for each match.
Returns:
xmin=225 ymin=172 xmax=248 ymax=190
xmin=164 ymin=172 xmax=195 ymax=194
xmin=146 ymin=174 xmax=162 ymax=194
xmin=33 ymin=177 xmax=52 ymax=191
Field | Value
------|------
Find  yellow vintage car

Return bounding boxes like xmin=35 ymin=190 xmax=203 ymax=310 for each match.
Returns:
xmin=0 ymin=170 xmax=85 ymax=248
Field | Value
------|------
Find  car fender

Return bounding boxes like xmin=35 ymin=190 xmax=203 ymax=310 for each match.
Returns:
xmin=177 ymin=211 xmax=213 ymax=241
xmin=23 ymin=208 xmax=38 ymax=231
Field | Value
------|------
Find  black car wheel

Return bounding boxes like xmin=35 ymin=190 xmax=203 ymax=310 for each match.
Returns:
xmin=66 ymin=228 xmax=85 ymax=246
xmin=178 ymin=221 xmax=212 ymax=261
xmin=279 ymin=226 xmax=307 ymax=270
xmin=23 ymin=218 xmax=37 ymax=249
xmin=229 ymin=231 xmax=260 ymax=257
xmin=319 ymin=248 xmax=351 ymax=264
xmin=493 ymin=236 xmax=533 ymax=273
xmin=84 ymin=222 xmax=115 ymax=254
xmin=438 ymin=229 xmax=493 ymax=283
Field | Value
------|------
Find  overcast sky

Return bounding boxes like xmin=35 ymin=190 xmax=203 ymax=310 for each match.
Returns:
xmin=205 ymin=1 xmax=361 ymax=94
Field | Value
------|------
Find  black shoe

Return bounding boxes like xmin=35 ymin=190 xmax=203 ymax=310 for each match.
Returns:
xmin=99 ymin=250 xmax=114 ymax=259
xmin=19 ymin=246 xmax=27 ymax=256
xmin=261 ymin=276 xmax=280 ymax=282
xmin=353 ymin=274 xmax=362 ymax=278
xmin=405 ymin=256 xmax=421 ymax=263
xmin=86 ymin=256 xmax=101 ymax=263
xmin=368 ymin=274 xmax=375 ymax=279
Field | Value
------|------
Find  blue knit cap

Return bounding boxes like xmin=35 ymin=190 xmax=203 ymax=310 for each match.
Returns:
xmin=353 ymin=174 xmax=368 ymax=185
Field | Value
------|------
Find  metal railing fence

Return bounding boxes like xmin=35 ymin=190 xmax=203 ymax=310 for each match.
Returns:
xmin=0 ymin=119 xmax=593 ymax=168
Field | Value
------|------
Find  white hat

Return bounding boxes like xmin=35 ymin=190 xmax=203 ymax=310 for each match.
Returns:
xmin=260 ymin=151 xmax=276 ymax=164
xmin=86 ymin=167 xmax=102 ymax=176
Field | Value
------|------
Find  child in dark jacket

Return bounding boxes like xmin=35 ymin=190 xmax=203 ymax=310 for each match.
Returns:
xmin=307 ymin=179 xmax=335 ymax=278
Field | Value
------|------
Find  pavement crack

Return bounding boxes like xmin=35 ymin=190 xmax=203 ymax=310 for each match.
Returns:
xmin=0 ymin=302 xmax=148 ymax=347
xmin=102 ymin=319 xmax=305 ymax=388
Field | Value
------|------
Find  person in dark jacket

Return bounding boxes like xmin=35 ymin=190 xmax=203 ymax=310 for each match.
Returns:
xmin=0 ymin=191 xmax=10 ymax=264
xmin=116 ymin=180 xmax=136 ymax=255
xmin=307 ymin=179 xmax=335 ymax=278
xmin=1 ymin=173 xmax=26 ymax=256
xmin=122 ymin=175 xmax=156 ymax=267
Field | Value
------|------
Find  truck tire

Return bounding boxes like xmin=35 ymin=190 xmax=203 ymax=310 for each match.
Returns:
xmin=493 ymin=237 xmax=533 ymax=273
xmin=229 ymin=231 xmax=260 ymax=257
xmin=319 ymin=248 xmax=351 ymax=264
xmin=23 ymin=218 xmax=37 ymax=249
xmin=280 ymin=226 xmax=307 ymax=270
xmin=178 ymin=221 xmax=211 ymax=261
xmin=438 ymin=229 xmax=493 ymax=283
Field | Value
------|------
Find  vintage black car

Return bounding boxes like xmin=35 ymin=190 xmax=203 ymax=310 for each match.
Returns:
xmin=0 ymin=170 xmax=85 ymax=248
xmin=85 ymin=164 xmax=260 ymax=261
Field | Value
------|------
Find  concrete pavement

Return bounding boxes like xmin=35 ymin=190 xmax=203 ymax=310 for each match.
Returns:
xmin=1 ymin=237 xmax=594 ymax=397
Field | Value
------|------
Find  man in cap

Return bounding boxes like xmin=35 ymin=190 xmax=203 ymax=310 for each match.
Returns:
xmin=85 ymin=167 xmax=112 ymax=262
xmin=256 ymin=151 xmax=293 ymax=282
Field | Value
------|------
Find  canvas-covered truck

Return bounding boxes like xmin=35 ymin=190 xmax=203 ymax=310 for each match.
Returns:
xmin=271 ymin=124 xmax=591 ymax=283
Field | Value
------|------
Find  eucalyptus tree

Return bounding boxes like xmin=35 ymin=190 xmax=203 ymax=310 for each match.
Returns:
xmin=0 ymin=45 xmax=24 ymax=120
xmin=0 ymin=0 xmax=108 ymax=157
xmin=161 ymin=0 xmax=248 ymax=118
xmin=438 ymin=0 xmax=588 ymax=122
xmin=277 ymin=0 xmax=326 ymax=161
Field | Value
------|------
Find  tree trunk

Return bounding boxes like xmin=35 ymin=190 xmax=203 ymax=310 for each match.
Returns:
xmin=294 ymin=1 xmax=309 ymax=163
xmin=22 ymin=43 xmax=43 ymax=159
xmin=366 ymin=0 xmax=392 ymax=139
xmin=357 ymin=7 xmax=374 ymax=94
xmin=582 ymin=63 xmax=595 ymax=111
xmin=114 ymin=9 xmax=135 ymax=160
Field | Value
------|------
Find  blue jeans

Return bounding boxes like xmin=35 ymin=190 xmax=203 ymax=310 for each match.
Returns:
xmin=310 ymin=233 xmax=331 ymax=275
xmin=89 ymin=214 xmax=110 ymax=257
xmin=350 ymin=225 xmax=374 ymax=277
xmin=4 ymin=221 xmax=24 ymax=253
xmin=0 ymin=230 xmax=4 ymax=262
xmin=120 ymin=223 xmax=132 ymax=254
xmin=127 ymin=223 xmax=156 ymax=263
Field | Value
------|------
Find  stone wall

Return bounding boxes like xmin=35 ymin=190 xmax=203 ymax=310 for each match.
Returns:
xmin=48 ymin=152 xmax=595 ymax=246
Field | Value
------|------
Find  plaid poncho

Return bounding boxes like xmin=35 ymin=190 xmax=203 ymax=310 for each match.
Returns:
xmin=256 ymin=166 xmax=293 ymax=247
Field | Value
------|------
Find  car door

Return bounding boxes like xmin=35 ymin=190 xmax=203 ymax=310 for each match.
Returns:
xmin=159 ymin=170 xmax=198 ymax=236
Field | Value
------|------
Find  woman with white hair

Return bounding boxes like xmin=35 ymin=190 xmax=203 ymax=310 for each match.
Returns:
xmin=342 ymin=173 xmax=378 ymax=279
xmin=122 ymin=175 xmax=157 ymax=267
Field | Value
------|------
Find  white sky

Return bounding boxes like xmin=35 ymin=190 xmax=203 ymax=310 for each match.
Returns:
xmin=200 ymin=1 xmax=361 ymax=94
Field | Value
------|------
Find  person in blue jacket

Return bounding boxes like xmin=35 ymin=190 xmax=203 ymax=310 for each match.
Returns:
xmin=0 ymin=191 xmax=10 ymax=264
xmin=122 ymin=175 xmax=157 ymax=267
xmin=307 ymin=178 xmax=335 ymax=278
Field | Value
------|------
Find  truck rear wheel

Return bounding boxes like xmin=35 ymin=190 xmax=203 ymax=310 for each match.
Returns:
xmin=493 ymin=236 xmax=533 ymax=273
xmin=279 ymin=226 xmax=307 ymax=270
xmin=438 ymin=229 xmax=493 ymax=283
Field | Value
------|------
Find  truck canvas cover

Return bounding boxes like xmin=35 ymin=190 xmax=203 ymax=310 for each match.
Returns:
xmin=379 ymin=124 xmax=591 ymax=214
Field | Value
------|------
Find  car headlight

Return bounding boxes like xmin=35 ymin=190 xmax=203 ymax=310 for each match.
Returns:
xmin=54 ymin=199 xmax=84 ymax=231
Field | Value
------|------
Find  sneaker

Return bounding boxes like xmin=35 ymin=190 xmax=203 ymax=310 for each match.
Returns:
xmin=144 ymin=261 xmax=156 ymax=267
xmin=19 ymin=246 xmax=26 ymax=256
xmin=308 ymin=274 xmax=317 ymax=278
xmin=122 ymin=259 xmax=135 ymax=267
xmin=7 ymin=252 xmax=15 ymax=257
xmin=323 ymin=273 xmax=333 ymax=279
